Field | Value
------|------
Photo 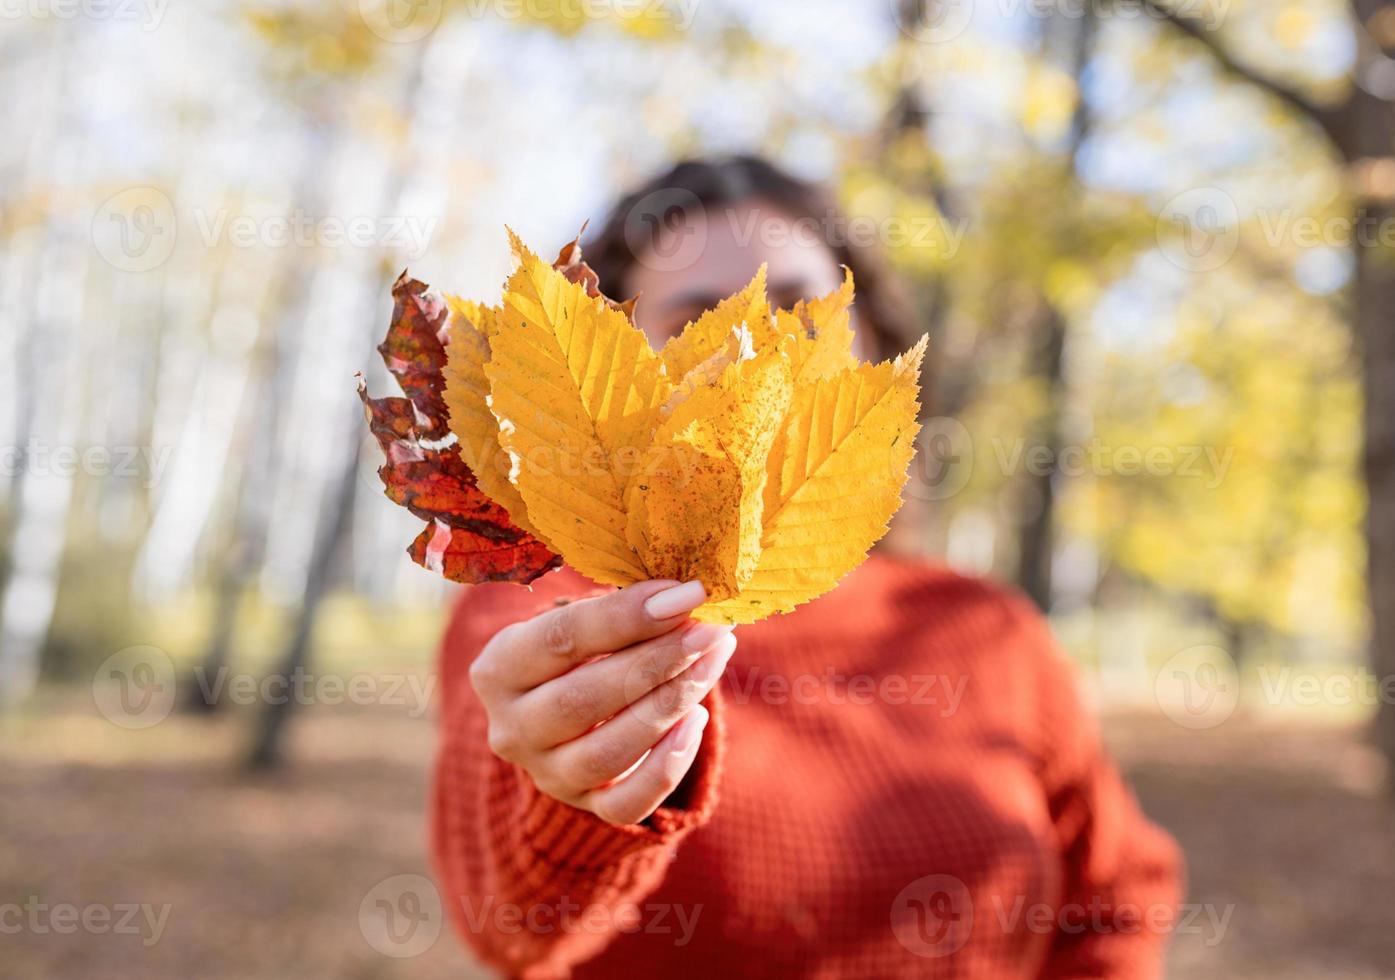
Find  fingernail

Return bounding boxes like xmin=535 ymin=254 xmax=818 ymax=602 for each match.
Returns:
xmin=644 ymin=580 xmax=706 ymax=620
xmin=681 ymin=621 xmax=735 ymax=653
xmin=688 ymin=635 xmax=737 ymax=684
xmin=672 ymin=705 xmax=709 ymax=755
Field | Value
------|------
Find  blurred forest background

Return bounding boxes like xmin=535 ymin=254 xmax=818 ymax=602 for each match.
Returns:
xmin=3 ymin=0 xmax=1395 ymax=977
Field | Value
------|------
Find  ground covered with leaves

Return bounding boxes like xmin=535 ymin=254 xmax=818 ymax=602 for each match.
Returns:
xmin=2 ymin=693 xmax=1392 ymax=979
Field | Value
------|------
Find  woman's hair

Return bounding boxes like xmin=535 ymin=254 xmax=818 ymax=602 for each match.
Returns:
xmin=582 ymin=155 xmax=918 ymax=361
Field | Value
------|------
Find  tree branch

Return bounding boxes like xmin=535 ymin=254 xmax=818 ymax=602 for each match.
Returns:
xmin=1129 ymin=0 xmax=1348 ymax=149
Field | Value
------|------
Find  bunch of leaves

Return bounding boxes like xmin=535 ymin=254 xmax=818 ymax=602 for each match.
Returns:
xmin=360 ymin=232 xmax=925 ymax=624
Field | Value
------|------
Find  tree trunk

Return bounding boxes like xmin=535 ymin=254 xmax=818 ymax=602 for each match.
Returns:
xmin=1336 ymin=36 xmax=1395 ymax=768
xmin=185 ymin=137 xmax=334 ymax=713
xmin=245 ymin=46 xmax=434 ymax=766
xmin=1017 ymin=304 xmax=1067 ymax=608
xmin=1140 ymin=0 xmax=1395 ymax=777
xmin=246 ymin=460 xmax=357 ymax=768
xmin=184 ymin=541 xmax=252 ymax=713
xmin=1348 ymin=119 xmax=1395 ymax=766
xmin=0 ymin=29 xmax=78 ymax=706
xmin=1360 ymin=253 xmax=1395 ymax=763
xmin=1014 ymin=11 xmax=1095 ymax=610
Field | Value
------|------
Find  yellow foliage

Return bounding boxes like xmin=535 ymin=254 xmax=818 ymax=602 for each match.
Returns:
xmin=703 ymin=337 xmax=927 ymax=623
xmin=628 ymin=341 xmax=792 ymax=602
xmin=1021 ymin=67 xmax=1078 ymax=141
xmin=776 ymin=269 xmax=858 ymax=383
xmin=512 ymin=0 xmax=679 ymax=38
xmin=482 ymin=232 xmax=666 ymax=586
xmin=660 ymin=268 xmax=771 ymax=379
xmin=446 ymin=233 xmax=925 ymax=622
xmin=1068 ymin=279 xmax=1365 ymax=644
xmin=441 ymin=296 xmax=544 ymax=542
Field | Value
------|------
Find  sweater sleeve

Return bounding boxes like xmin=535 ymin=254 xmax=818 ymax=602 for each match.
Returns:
xmin=1022 ymin=606 xmax=1185 ymax=979
xmin=429 ymin=575 xmax=724 ymax=980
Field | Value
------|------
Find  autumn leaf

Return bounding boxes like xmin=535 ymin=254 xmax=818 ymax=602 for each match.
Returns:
xmin=552 ymin=231 xmax=639 ymax=321
xmin=702 ymin=338 xmax=927 ymax=623
xmin=776 ymin=268 xmax=857 ymax=383
xmin=481 ymin=230 xmax=666 ymax=586
xmin=357 ymin=273 xmax=559 ymax=584
xmin=627 ymin=337 xmax=792 ymax=601
xmin=361 ymin=233 xmax=926 ymax=623
xmin=659 ymin=267 xmax=772 ymax=380
xmin=440 ymin=296 xmax=546 ymax=543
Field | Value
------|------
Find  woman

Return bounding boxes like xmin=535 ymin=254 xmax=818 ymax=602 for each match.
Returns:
xmin=432 ymin=156 xmax=1182 ymax=978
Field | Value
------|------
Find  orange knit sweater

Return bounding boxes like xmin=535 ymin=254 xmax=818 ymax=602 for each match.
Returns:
xmin=432 ymin=556 xmax=1183 ymax=978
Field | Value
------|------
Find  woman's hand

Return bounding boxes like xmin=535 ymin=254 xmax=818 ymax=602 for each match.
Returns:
xmin=468 ymin=580 xmax=736 ymax=826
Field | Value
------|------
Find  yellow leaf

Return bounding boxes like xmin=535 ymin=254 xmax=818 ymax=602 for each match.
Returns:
xmin=441 ymin=296 xmax=547 ymax=543
xmin=627 ymin=342 xmax=792 ymax=600
xmin=385 ymin=232 xmax=927 ymax=623
xmin=776 ymin=268 xmax=857 ymax=383
xmin=483 ymin=231 xmax=668 ymax=586
xmin=659 ymin=267 xmax=771 ymax=380
xmin=700 ymin=337 xmax=928 ymax=624
xmin=660 ymin=322 xmax=754 ymax=419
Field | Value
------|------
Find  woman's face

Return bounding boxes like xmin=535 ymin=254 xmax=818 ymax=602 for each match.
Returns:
xmin=623 ymin=198 xmax=855 ymax=351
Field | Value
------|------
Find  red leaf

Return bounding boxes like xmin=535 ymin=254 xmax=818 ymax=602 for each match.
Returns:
xmin=358 ymin=274 xmax=560 ymax=585
xmin=376 ymin=271 xmax=453 ymax=441
xmin=553 ymin=230 xmax=639 ymax=321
